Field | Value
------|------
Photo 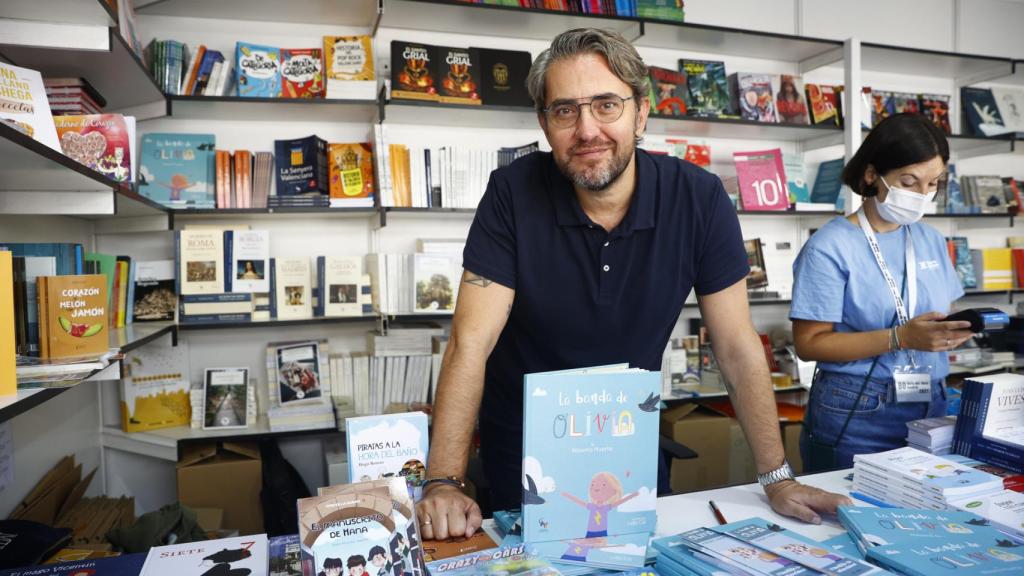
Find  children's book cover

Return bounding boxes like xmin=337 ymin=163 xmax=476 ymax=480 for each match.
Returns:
xmin=121 ymin=341 xmax=190 ymax=433
xmin=139 ymin=133 xmax=215 ymax=208
xmin=53 ymin=114 xmax=133 ymax=182
xmin=805 ymin=83 xmax=841 ymax=127
xmin=345 ymin=411 xmax=429 ymax=499
xmin=318 ymin=477 xmax=427 ymax=576
xmin=646 ymin=66 xmax=687 ymax=116
xmin=854 ymin=447 xmax=1004 ymax=497
xmin=236 ymin=42 xmax=281 ymax=98
xmin=328 ymin=143 xmax=375 ymax=204
xmin=521 ymin=367 xmax=660 ymax=567
xmin=139 ymin=534 xmax=268 ymax=576
xmin=675 ymin=527 xmax=819 ymax=576
xmin=281 ymin=48 xmax=324 ymax=99
xmin=890 ymin=91 xmax=920 ymax=115
xmin=437 ymin=46 xmax=481 ymax=105
xmin=731 ymin=73 xmax=777 ymax=123
xmin=270 ymin=534 xmax=302 ymax=576
xmin=426 ymin=544 xmax=560 ymax=576
xmin=678 ymin=59 xmax=731 ymax=118
xmin=0 ymin=62 xmax=61 ymax=152
xmin=952 ymin=489 xmax=1024 ymax=541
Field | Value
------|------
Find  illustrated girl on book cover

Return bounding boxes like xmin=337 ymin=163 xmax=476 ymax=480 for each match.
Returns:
xmin=561 ymin=472 xmax=638 ymax=539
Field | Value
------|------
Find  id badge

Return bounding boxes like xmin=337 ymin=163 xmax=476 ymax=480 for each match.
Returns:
xmin=893 ymin=364 xmax=933 ymax=403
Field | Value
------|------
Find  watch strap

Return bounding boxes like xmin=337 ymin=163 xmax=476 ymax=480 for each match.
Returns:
xmin=757 ymin=461 xmax=795 ymax=487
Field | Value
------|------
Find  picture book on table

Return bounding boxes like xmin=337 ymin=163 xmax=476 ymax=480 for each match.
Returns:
xmin=139 ymin=133 xmax=216 ymax=209
xmin=437 ymin=46 xmax=481 ymax=105
xmin=132 ymin=259 xmax=176 ymax=322
xmin=37 ymin=274 xmax=108 ymax=360
xmin=176 ymin=229 xmax=225 ymax=296
xmin=138 ymin=534 xmax=268 ymax=576
xmin=225 ymin=230 xmax=270 ymax=294
xmin=775 ymin=74 xmax=809 ymax=125
xmin=522 ymin=366 xmax=660 ymax=568
xmin=328 ymin=142 xmax=375 ymax=206
xmin=317 ymin=477 xmax=428 ymax=576
xmin=270 ymin=534 xmax=302 ymax=576
xmin=121 ymin=342 xmax=190 ymax=433
xmin=298 ymin=480 xmax=424 ymax=576
xmin=275 ymin=339 xmax=323 ymax=405
xmin=953 ymin=489 xmax=1024 ymax=541
xmin=345 ymin=411 xmax=429 ymax=499
xmin=236 ymin=42 xmax=280 ymax=98
xmin=323 ymin=35 xmax=375 ymax=100
xmin=280 ymin=48 xmax=323 ymax=99
xmin=427 ymin=545 xmax=560 ymax=576
xmin=670 ymin=526 xmax=820 ymax=576
xmin=646 ymin=66 xmax=688 ymax=116
xmin=0 ymin=62 xmax=61 ymax=152
xmin=730 ymin=73 xmax=777 ymax=123
xmin=53 ymin=114 xmax=135 ymax=183
xmin=678 ymin=59 xmax=731 ymax=118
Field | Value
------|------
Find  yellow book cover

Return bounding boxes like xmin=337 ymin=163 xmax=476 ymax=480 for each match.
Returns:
xmin=327 ymin=143 xmax=374 ymax=200
xmin=116 ymin=260 xmax=128 ymax=328
xmin=0 ymin=252 xmax=15 ymax=395
xmin=120 ymin=343 xmax=190 ymax=432
xmin=39 ymin=274 xmax=108 ymax=360
xmin=323 ymin=35 xmax=374 ymax=81
xmin=982 ymin=248 xmax=1013 ymax=290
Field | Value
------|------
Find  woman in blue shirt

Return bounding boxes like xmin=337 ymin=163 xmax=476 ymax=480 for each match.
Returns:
xmin=790 ymin=114 xmax=975 ymax=472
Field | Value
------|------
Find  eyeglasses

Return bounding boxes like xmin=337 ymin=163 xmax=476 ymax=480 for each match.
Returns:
xmin=542 ymin=95 xmax=634 ymax=128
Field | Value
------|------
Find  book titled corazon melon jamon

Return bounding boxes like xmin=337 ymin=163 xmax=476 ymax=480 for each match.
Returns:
xmin=37 ymin=274 xmax=108 ymax=359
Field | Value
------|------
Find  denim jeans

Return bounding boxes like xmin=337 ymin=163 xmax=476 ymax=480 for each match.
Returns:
xmin=800 ymin=370 xmax=947 ymax=473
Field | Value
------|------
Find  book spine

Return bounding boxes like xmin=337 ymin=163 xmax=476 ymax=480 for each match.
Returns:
xmin=174 ymin=231 xmax=182 ymax=295
xmin=179 ymin=313 xmax=252 ymax=324
xmin=269 ymin=257 xmax=277 ymax=318
xmin=180 ymin=293 xmax=253 ymax=304
xmin=224 ymin=230 xmax=233 ymax=292
xmin=316 ymin=256 xmax=325 ymax=317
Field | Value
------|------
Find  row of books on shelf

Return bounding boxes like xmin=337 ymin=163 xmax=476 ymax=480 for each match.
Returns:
xmin=947 ymin=236 xmax=1024 ymax=291
xmin=458 ymin=0 xmax=687 ymax=21
xmin=365 ymin=240 xmax=466 ymax=315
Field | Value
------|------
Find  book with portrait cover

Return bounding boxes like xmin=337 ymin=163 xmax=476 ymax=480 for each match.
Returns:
xmin=774 ymin=75 xmax=809 ymax=125
xmin=391 ymin=41 xmax=439 ymax=102
xmin=281 ymin=48 xmax=324 ymax=99
xmin=647 ymin=66 xmax=687 ymax=116
xmin=236 ymin=41 xmax=280 ymax=98
xmin=53 ymin=114 xmax=135 ymax=183
xmin=345 ymin=412 xmax=429 ymax=499
xmin=328 ymin=143 xmax=375 ymax=207
xmin=37 ymin=274 xmax=108 ymax=359
xmin=225 ymin=230 xmax=270 ymax=294
xmin=472 ymin=48 xmax=532 ymax=107
xmin=324 ymin=35 xmax=376 ymax=100
xmin=521 ymin=366 xmax=660 ymax=568
xmin=273 ymin=257 xmax=312 ymax=320
xmin=678 ymin=59 xmax=731 ymax=118
xmin=437 ymin=46 xmax=481 ymax=105
xmin=175 ymin=229 xmax=225 ymax=296
xmin=317 ymin=256 xmax=365 ymax=317
xmin=139 ymin=534 xmax=268 ymax=576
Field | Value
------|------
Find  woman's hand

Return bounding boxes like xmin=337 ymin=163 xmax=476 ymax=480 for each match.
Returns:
xmin=898 ymin=311 xmax=974 ymax=352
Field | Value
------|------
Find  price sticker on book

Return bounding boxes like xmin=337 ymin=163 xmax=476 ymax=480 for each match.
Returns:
xmin=893 ymin=366 xmax=932 ymax=403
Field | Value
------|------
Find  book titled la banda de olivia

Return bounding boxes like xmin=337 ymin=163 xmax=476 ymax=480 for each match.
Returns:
xmin=521 ymin=365 xmax=660 ymax=569
xmin=37 ymin=274 xmax=108 ymax=359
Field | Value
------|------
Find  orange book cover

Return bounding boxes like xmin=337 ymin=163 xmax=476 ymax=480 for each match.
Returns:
xmin=184 ymin=45 xmax=207 ymax=96
xmin=328 ymin=142 xmax=374 ymax=200
xmin=0 ymin=252 xmax=15 ymax=395
xmin=38 ymin=274 xmax=108 ymax=359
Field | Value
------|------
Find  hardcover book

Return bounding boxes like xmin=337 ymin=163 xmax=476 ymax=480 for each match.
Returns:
xmin=176 ymin=229 xmax=225 ymax=296
xmin=226 ymin=230 xmax=270 ymax=294
xmin=0 ymin=62 xmax=61 ymax=152
xmin=270 ymin=534 xmax=302 ymax=576
xmin=414 ymin=254 xmax=459 ymax=313
xmin=992 ymin=87 xmax=1024 ymax=134
xmin=473 ymin=48 xmax=532 ymax=107
xmin=345 ymin=411 xmax=429 ymax=499
xmin=730 ymin=73 xmax=777 ymax=123
xmin=37 ymin=274 xmax=108 ymax=360
xmin=805 ymin=83 xmax=841 ymax=127
xmin=139 ymin=133 xmax=216 ymax=209
xmin=920 ymin=93 xmax=952 ymax=135
xmin=962 ymin=87 xmax=1010 ymax=137
xmin=427 ymin=545 xmax=558 ymax=576
xmin=734 ymin=149 xmax=789 ymax=211
xmin=236 ymin=41 xmax=281 ymax=98
xmin=775 ymin=75 xmax=809 ymax=125
xmin=318 ymin=256 xmax=364 ymax=317
xmin=203 ymin=367 xmax=249 ymax=430
xmin=274 ymin=257 xmax=313 ymax=320
xmin=0 ymin=553 xmax=146 ymax=575
xmin=274 ymin=135 xmax=328 ymax=196
xmin=392 ymin=41 xmax=439 ymax=102
xmin=521 ymin=366 xmax=660 ymax=568
xmin=281 ymin=48 xmax=324 ymax=99
xmin=328 ymin=142 xmax=375 ymax=207
xmin=323 ymin=35 xmax=376 ymax=100
xmin=437 ymin=47 xmax=481 ymax=105
xmin=133 ymin=259 xmax=175 ymax=322
xmin=647 ymin=66 xmax=688 ymax=116
xmin=275 ymin=340 xmax=324 ymax=405
xmin=121 ymin=343 xmax=190 ymax=433
xmin=139 ymin=534 xmax=268 ymax=576
xmin=952 ymin=489 xmax=1024 ymax=541
xmin=53 ymin=114 xmax=134 ymax=183
xmin=678 ymin=59 xmax=731 ymax=118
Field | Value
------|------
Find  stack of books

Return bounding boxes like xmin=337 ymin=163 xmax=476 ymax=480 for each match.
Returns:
xmin=905 ymin=415 xmax=956 ymax=454
xmin=954 ymin=373 xmax=1024 ymax=474
xmin=265 ymin=339 xmax=336 ymax=432
xmin=328 ymin=351 xmax=368 ymax=422
xmin=653 ymin=517 xmax=884 ymax=576
xmin=366 ymin=239 xmax=464 ymax=315
xmin=44 ymin=78 xmax=105 ymax=115
xmin=946 ymin=453 xmax=1024 ymax=492
xmin=364 ymin=324 xmax=443 ymax=414
xmin=853 ymin=447 xmax=1005 ymax=510
xmin=950 ymin=489 xmax=1024 ymax=542
xmin=839 ymin=505 xmax=1024 ymax=574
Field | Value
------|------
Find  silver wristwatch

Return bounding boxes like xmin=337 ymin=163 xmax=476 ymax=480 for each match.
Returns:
xmin=757 ymin=461 xmax=795 ymax=488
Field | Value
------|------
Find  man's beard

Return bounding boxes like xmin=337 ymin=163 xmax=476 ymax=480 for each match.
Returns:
xmin=557 ymin=138 xmax=634 ymax=193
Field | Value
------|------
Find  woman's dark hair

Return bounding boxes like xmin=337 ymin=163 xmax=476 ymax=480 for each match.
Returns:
xmin=842 ymin=113 xmax=949 ymax=197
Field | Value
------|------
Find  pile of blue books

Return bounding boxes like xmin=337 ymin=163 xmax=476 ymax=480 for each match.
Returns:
xmin=954 ymin=374 xmax=1024 ymax=474
xmin=853 ymin=447 xmax=1004 ymax=510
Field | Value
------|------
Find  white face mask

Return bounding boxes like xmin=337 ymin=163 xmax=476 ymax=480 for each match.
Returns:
xmin=874 ymin=176 xmax=936 ymax=225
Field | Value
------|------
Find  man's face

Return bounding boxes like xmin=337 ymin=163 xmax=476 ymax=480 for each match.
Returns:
xmin=539 ymin=53 xmax=649 ymax=194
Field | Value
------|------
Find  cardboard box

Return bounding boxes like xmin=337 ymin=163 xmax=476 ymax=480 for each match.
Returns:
xmin=323 ymin=435 xmax=349 ymax=487
xmin=782 ymin=421 xmax=804 ymax=475
xmin=177 ymin=442 xmax=263 ymax=534
xmin=660 ymin=404 xmax=734 ymax=493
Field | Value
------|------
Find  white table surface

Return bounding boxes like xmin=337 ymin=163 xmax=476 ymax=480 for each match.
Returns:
xmin=654 ymin=469 xmax=860 ymax=542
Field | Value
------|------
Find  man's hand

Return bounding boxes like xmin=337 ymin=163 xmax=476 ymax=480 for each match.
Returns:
xmin=416 ymin=485 xmax=483 ymax=540
xmin=763 ymin=480 xmax=852 ymax=525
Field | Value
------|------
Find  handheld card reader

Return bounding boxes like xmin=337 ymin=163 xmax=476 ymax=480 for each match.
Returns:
xmin=945 ymin=307 xmax=1010 ymax=332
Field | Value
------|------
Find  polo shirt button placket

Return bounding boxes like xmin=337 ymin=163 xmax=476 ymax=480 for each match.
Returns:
xmin=602 ymin=265 xmax=610 ymax=272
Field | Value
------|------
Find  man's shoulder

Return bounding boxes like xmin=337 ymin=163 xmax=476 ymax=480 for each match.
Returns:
xmin=639 ymin=148 xmax=721 ymax=191
xmin=493 ymin=150 xmax=552 ymax=182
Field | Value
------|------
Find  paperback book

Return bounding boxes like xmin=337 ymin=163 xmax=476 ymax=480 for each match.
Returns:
xmin=139 ymin=133 xmax=216 ymax=209
xmin=270 ymin=534 xmax=302 ymax=576
xmin=236 ymin=42 xmax=281 ymax=98
xmin=730 ymin=73 xmax=777 ymax=123
xmin=281 ymin=48 xmax=323 ymax=99
xmin=414 ymin=254 xmax=459 ymax=313
xmin=317 ymin=256 xmax=364 ymax=317
xmin=274 ymin=135 xmax=328 ymax=196
xmin=734 ymin=149 xmax=789 ymax=211
xmin=438 ymin=46 xmax=481 ymax=105
xmin=775 ymin=75 xmax=809 ymax=125
xmin=273 ymin=257 xmax=313 ymax=320
xmin=0 ymin=62 xmax=61 ymax=152
xmin=53 ymin=114 xmax=135 ymax=183
xmin=806 ymin=83 xmax=841 ymax=127
xmin=121 ymin=343 xmax=190 ymax=433
xmin=323 ymin=35 xmax=376 ymax=100
xmin=920 ymin=93 xmax=952 ymax=135
xmin=427 ymin=545 xmax=559 ymax=576
xmin=139 ymin=534 xmax=268 ymax=576
xmin=678 ymin=59 xmax=730 ymax=118
xmin=392 ymin=41 xmax=439 ymax=101
xmin=647 ymin=66 xmax=687 ymax=116
xmin=132 ymin=259 xmax=175 ymax=322
xmin=225 ymin=230 xmax=270 ymax=294
xmin=203 ymin=367 xmax=249 ymax=430
xmin=345 ymin=411 xmax=429 ymax=499
xmin=176 ymin=229 xmax=225 ymax=296
xmin=275 ymin=340 xmax=324 ymax=405
xmin=37 ymin=274 xmax=108 ymax=360
xmin=328 ymin=142 xmax=375 ymax=207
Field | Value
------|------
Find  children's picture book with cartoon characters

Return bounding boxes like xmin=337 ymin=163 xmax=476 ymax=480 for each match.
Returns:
xmin=281 ymin=48 xmax=324 ymax=99
xmin=521 ymin=365 xmax=660 ymax=569
xmin=854 ymin=447 xmax=1004 ymax=499
xmin=672 ymin=526 xmax=820 ymax=576
xmin=730 ymin=73 xmax=777 ymax=123
xmin=426 ymin=544 xmax=560 ymax=576
xmin=139 ymin=133 xmax=216 ymax=209
xmin=53 ymin=114 xmax=135 ymax=183
xmin=345 ymin=412 xmax=429 ymax=500
xmin=236 ymin=41 xmax=281 ymax=98
xmin=138 ymin=534 xmax=268 ymax=576
xmin=327 ymin=142 xmax=375 ymax=207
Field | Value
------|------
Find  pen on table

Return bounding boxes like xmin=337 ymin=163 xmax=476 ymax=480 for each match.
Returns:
xmin=708 ymin=500 xmax=727 ymax=525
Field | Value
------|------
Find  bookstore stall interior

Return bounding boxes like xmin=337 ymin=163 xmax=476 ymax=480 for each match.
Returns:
xmin=2 ymin=0 xmax=1024 ymax=574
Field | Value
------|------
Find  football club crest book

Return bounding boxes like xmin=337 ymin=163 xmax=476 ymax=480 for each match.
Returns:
xmin=275 ymin=135 xmax=328 ymax=196
xmin=0 ymin=62 xmax=61 ymax=152
xmin=139 ymin=133 xmax=216 ymax=209
xmin=391 ymin=41 xmax=439 ymax=102
xmin=473 ymin=48 xmax=532 ymax=107
xmin=647 ymin=66 xmax=687 ymax=116
xmin=236 ymin=42 xmax=280 ymax=98
xmin=438 ymin=46 xmax=481 ymax=105
xmin=53 ymin=114 xmax=135 ymax=183
xmin=522 ymin=366 xmax=660 ymax=568
xmin=138 ymin=534 xmax=268 ymax=576
xmin=281 ymin=48 xmax=324 ymax=99
xmin=345 ymin=412 xmax=429 ymax=499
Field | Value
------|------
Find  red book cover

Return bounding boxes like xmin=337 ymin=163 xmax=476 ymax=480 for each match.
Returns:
xmin=53 ymin=114 xmax=132 ymax=183
xmin=734 ymin=149 xmax=789 ymax=211
xmin=281 ymin=48 xmax=324 ymax=99
xmin=805 ymin=83 xmax=841 ymax=126
xmin=1012 ymin=248 xmax=1024 ymax=289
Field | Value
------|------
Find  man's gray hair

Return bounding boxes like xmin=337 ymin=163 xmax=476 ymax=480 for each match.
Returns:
xmin=527 ymin=28 xmax=650 ymax=114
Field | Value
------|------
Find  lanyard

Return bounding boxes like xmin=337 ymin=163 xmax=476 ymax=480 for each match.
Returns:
xmin=857 ymin=207 xmax=916 ymax=326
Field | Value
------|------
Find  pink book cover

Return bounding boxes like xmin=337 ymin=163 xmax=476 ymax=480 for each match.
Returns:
xmin=734 ymin=149 xmax=789 ymax=211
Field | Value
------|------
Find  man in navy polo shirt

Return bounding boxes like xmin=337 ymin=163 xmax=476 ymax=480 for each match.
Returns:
xmin=415 ymin=28 xmax=850 ymax=540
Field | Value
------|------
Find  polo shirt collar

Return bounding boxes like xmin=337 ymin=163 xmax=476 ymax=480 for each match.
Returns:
xmin=549 ymin=149 xmax=657 ymax=236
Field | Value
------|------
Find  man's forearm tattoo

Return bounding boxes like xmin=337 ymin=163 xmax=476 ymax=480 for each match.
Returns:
xmin=465 ymin=273 xmax=493 ymax=287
